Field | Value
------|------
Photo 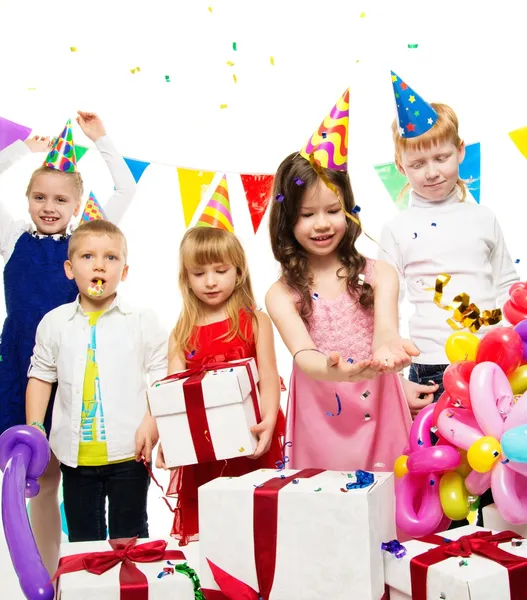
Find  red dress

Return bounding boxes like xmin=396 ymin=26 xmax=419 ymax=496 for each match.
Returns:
xmin=166 ymin=310 xmax=285 ymax=545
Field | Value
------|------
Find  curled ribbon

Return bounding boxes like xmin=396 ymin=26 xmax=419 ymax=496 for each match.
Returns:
xmin=381 ymin=540 xmax=407 ymax=559
xmin=427 ymin=273 xmax=502 ymax=332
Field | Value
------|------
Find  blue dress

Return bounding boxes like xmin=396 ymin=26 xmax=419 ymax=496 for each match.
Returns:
xmin=0 ymin=231 xmax=78 ymax=434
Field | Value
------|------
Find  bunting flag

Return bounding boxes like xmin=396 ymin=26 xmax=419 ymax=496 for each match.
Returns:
xmin=0 ymin=115 xmax=31 ymax=152
xmin=81 ymin=191 xmax=106 ymax=221
xmin=124 ymin=156 xmax=150 ymax=183
xmin=196 ymin=174 xmax=234 ymax=231
xmin=177 ymin=168 xmax=216 ymax=226
xmin=374 ymin=162 xmax=409 ymax=209
xmin=509 ymin=126 xmax=527 ymax=159
xmin=75 ymin=145 xmax=89 ymax=162
xmin=241 ymin=174 xmax=274 ymax=233
xmin=459 ymin=142 xmax=481 ymax=203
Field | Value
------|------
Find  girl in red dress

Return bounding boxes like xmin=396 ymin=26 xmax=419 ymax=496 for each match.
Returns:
xmin=156 ymin=226 xmax=284 ymax=545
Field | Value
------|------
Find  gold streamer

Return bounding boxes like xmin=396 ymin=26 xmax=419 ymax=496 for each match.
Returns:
xmin=426 ymin=274 xmax=502 ymax=332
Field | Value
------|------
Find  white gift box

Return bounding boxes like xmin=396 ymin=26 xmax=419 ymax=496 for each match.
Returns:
xmin=483 ymin=503 xmax=527 ymax=538
xmin=199 ymin=468 xmax=395 ymax=600
xmin=56 ymin=538 xmax=200 ymax=599
xmin=148 ymin=358 xmax=260 ymax=468
xmin=384 ymin=524 xmax=527 ymax=600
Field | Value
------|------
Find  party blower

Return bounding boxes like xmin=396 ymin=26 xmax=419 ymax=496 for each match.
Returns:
xmin=0 ymin=425 xmax=54 ymax=599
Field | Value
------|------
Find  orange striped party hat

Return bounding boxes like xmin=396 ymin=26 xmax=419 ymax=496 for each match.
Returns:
xmin=196 ymin=175 xmax=234 ymax=231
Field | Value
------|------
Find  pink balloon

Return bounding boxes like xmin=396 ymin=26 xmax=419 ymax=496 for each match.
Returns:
xmin=491 ymin=461 xmax=527 ymax=524
xmin=503 ymin=392 xmax=527 ymax=432
xmin=465 ymin=469 xmax=492 ymax=495
xmin=409 ymin=403 xmax=435 ymax=453
xmin=432 ymin=514 xmax=452 ymax=534
xmin=437 ymin=407 xmax=481 ymax=450
xmin=443 ymin=361 xmax=475 ymax=407
xmin=395 ymin=472 xmax=444 ymax=538
xmin=407 ymin=445 xmax=461 ymax=475
xmin=469 ymin=362 xmax=509 ymax=439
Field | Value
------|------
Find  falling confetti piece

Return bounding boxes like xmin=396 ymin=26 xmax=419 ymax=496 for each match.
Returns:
xmin=417 ymin=437 xmax=424 ymax=446
xmin=294 ymin=177 xmax=304 ymax=186
xmin=325 ymin=393 xmax=342 ymax=417
xmin=374 ymin=462 xmax=385 ymax=468
xmin=361 ymin=391 xmax=371 ymax=400
xmin=238 ymin=447 xmax=245 ymax=452
xmin=429 ymin=479 xmax=435 ymax=486
xmin=440 ymin=594 xmax=447 ymax=600
xmin=292 ymin=479 xmax=300 ymax=484
xmin=431 ymin=222 xmax=437 ymax=226
xmin=232 ymin=42 xmax=237 ymax=51
xmin=276 ymin=193 xmax=285 ymax=202
xmin=312 ymin=292 xmax=319 ymax=300
xmin=458 ymin=559 xmax=468 ymax=567
xmin=352 ymin=205 xmax=361 ymax=213
xmin=502 ymin=458 xmax=510 ymax=464
xmin=413 ymin=232 xmax=417 ymax=239
xmin=408 ymin=44 xmax=419 ymax=49
xmin=280 ymin=474 xmax=286 ymax=478
xmin=220 ymin=104 xmax=228 ymax=109
xmin=314 ymin=487 xmax=322 ymax=492
xmin=270 ymin=56 xmax=275 ymax=65
xmin=321 ymin=131 xmax=327 ymax=139
xmin=227 ymin=61 xmax=234 ymax=66
xmin=512 ymin=539 xmax=524 ymax=547
xmin=364 ymin=413 xmax=371 ymax=421
xmin=70 ymin=47 xmax=77 ymax=52
xmin=130 ymin=67 xmax=141 ymax=74
xmin=165 ymin=75 xmax=171 ymax=82
xmin=27 ymin=88 xmax=36 ymax=91
xmin=187 ymin=350 xmax=196 ymax=359
xmin=347 ymin=357 xmax=354 ymax=363
xmin=340 ymin=487 xmax=348 ymax=493
xmin=515 ymin=259 xmax=520 ymax=264
xmin=360 ymin=12 xmax=366 ymax=17
xmin=233 ymin=74 xmax=237 ymax=83
xmin=356 ymin=60 xmax=360 ymax=63
xmin=208 ymin=6 xmax=213 ymax=12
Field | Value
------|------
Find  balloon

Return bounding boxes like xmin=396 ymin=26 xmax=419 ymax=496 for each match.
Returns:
xmin=501 ymin=425 xmax=527 ymax=463
xmin=394 ymin=455 xmax=409 ymax=478
xmin=514 ymin=319 xmax=527 ymax=362
xmin=395 ymin=472 xmax=444 ymax=538
xmin=470 ymin=362 xmax=509 ymax=439
xmin=465 ymin=469 xmax=492 ymax=495
xmin=439 ymin=471 xmax=470 ymax=520
xmin=432 ymin=392 xmax=454 ymax=427
xmin=456 ymin=449 xmax=472 ymax=478
xmin=491 ymin=460 xmax=527 ymax=524
xmin=0 ymin=426 xmax=53 ymax=600
xmin=407 ymin=445 xmax=461 ymax=475
xmin=445 ymin=332 xmax=480 ymax=363
xmin=467 ymin=436 xmax=502 ymax=473
xmin=437 ymin=406 xmax=481 ymax=450
xmin=409 ymin=403 xmax=436 ymax=453
xmin=503 ymin=282 xmax=527 ymax=326
xmin=475 ymin=327 xmax=523 ymax=376
xmin=508 ymin=365 xmax=527 ymax=395
xmin=443 ymin=361 xmax=475 ymax=407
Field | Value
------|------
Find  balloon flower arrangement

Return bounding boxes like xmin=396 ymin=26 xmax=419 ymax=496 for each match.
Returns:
xmin=395 ymin=281 xmax=527 ymax=537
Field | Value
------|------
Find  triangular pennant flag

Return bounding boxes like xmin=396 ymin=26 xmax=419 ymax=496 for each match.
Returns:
xmin=391 ymin=71 xmax=438 ymax=138
xmin=75 ymin=145 xmax=89 ymax=162
xmin=300 ymin=89 xmax=349 ymax=171
xmin=124 ymin=157 xmax=150 ymax=183
xmin=206 ymin=559 xmax=260 ymax=600
xmin=0 ymin=115 xmax=31 ymax=152
xmin=177 ymin=168 xmax=216 ymax=227
xmin=196 ymin=175 xmax=234 ymax=231
xmin=459 ymin=142 xmax=481 ymax=204
xmin=241 ymin=174 xmax=274 ymax=233
xmin=44 ymin=119 xmax=77 ymax=172
xmin=374 ymin=162 xmax=409 ymax=209
xmin=81 ymin=191 xmax=106 ymax=221
xmin=509 ymin=126 xmax=527 ymax=159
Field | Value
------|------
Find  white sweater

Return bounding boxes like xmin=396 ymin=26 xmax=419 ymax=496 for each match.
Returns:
xmin=378 ymin=188 xmax=519 ymax=364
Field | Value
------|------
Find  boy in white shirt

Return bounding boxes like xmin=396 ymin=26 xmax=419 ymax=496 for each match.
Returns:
xmin=26 ymin=219 xmax=167 ymax=542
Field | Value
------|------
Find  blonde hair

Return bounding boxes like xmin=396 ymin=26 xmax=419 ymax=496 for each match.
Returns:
xmin=26 ymin=166 xmax=84 ymax=200
xmin=68 ymin=220 xmax=128 ymax=262
xmin=172 ymin=227 xmax=257 ymax=356
xmin=392 ymin=102 xmax=467 ymax=202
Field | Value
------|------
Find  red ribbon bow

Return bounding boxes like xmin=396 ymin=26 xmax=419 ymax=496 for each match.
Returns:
xmin=411 ymin=530 xmax=527 ymax=600
xmin=53 ymin=537 xmax=187 ymax=600
xmin=157 ymin=358 xmax=261 ymax=464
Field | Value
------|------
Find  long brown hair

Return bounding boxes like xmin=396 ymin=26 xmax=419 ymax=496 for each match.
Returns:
xmin=172 ymin=227 xmax=257 ymax=355
xmin=392 ymin=102 xmax=467 ymax=202
xmin=269 ymin=152 xmax=373 ymax=324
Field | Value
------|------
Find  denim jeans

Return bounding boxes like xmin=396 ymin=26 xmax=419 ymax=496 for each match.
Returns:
xmin=408 ymin=363 xmax=448 ymax=404
xmin=60 ymin=459 xmax=150 ymax=542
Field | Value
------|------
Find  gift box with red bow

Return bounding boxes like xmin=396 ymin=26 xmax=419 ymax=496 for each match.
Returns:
xmin=383 ymin=525 xmax=527 ymax=600
xmin=148 ymin=358 xmax=260 ymax=468
xmin=198 ymin=468 xmax=396 ymax=600
xmin=55 ymin=537 xmax=202 ymax=599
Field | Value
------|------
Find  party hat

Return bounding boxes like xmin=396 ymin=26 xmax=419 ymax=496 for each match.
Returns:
xmin=43 ymin=119 xmax=77 ymax=172
xmin=391 ymin=71 xmax=438 ymax=138
xmin=196 ymin=175 xmax=234 ymax=231
xmin=300 ymin=89 xmax=349 ymax=171
xmin=81 ymin=192 xmax=106 ymax=221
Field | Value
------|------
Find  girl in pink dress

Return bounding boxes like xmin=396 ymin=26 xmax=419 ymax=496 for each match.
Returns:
xmin=266 ymin=152 xmax=434 ymax=472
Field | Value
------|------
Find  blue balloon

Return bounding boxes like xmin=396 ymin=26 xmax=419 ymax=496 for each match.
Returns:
xmin=502 ymin=425 xmax=527 ymax=463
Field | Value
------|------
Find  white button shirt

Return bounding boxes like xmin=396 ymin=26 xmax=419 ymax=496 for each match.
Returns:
xmin=28 ymin=294 xmax=168 ymax=467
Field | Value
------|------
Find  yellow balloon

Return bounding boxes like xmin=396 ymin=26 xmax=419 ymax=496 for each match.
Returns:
xmin=456 ymin=449 xmax=472 ymax=478
xmin=467 ymin=436 xmax=501 ymax=473
xmin=439 ymin=471 xmax=470 ymax=520
xmin=445 ymin=332 xmax=480 ymax=363
xmin=394 ymin=455 xmax=409 ymax=479
xmin=508 ymin=364 xmax=527 ymax=395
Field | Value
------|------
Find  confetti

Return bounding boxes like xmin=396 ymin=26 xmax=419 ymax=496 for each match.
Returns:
xmin=360 ymin=12 xmax=366 ymax=17
xmin=440 ymin=594 xmax=447 ymax=600
xmin=204 ymin=430 xmax=211 ymax=443
xmin=238 ymin=447 xmax=245 ymax=452
xmin=408 ymin=43 xmax=419 ymax=49
xmin=187 ymin=350 xmax=196 ymax=359
xmin=361 ymin=390 xmax=371 ymax=400
xmin=294 ymin=177 xmax=304 ymax=186
xmin=226 ymin=61 xmax=235 ymax=66
xmin=340 ymin=487 xmax=348 ymax=493
xmin=314 ymin=487 xmax=322 ymax=492
xmin=492 ymin=450 xmax=500 ymax=457
xmin=27 ymin=88 xmax=37 ymax=91
xmin=292 ymin=479 xmax=300 ymax=484
xmin=275 ymin=455 xmax=290 ymax=471
xmin=346 ymin=470 xmax=374 ymax=489
xmin=352 ymin=205 xmax=361 ymax=213
xmin=312 ymin=292 xmax=319 ymax=300
xmin=429 ymin=478 xmax=435 ymax=486
xmin=270 ymin=56 xmax=275 ymax=65
xmin=220 ymin=104 xmax=228 ymax=109
xmin=381 ymin=540 xmax=407 ymax=559
xmin=413 ymin=232 xmax=417 ymax=239
xmin=321 ymin=131 xmax=327 ymax=139
xmin=130 ymin=67 xmax=141 ymax=74
xmin=326 ymin=393 xmax=342 ymax=417
xmin=364 ymin=413 xmax=371 ymax=421
xmin=347 ymin=357 xmax=354 ymax=363
xmin=165 ymin=75 xmax=171 ymax=82
xmin=233 ymin=74 xmax=237 ymax=83
xmin=70 ymin=47 xmax=77 ymax=52
xmin=275 ymin=193 xmax=285 ymax=202
xmin=208 ymin=6 xmax=213 ymax=12
xmin=232 ymin=42 xmax=237 ymax=51
xmin=431 ymin=222 xmax=437 ymax=226
xmin=458 ymin=559 xmax=468 ymax=567
xmin=515 ymin=259 xmax=521 ymax=264
xmin=501 ymin=458 xmax=510 ymax=464
xmin=374 ymin=462 xmax=385 ymax=468
xmin=358 ymin=273 xmax=365 ymax=286
xmin=417 ymin=437 xmax=424 ymax=446
xmin=512 ymin=539 xmax=524 ymax=547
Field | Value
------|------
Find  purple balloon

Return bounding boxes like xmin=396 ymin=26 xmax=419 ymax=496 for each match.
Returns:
xmin=514 ymin=319 xmax=527 ymax=361
xmin=0 ymin=426 xmax=53 ymax=599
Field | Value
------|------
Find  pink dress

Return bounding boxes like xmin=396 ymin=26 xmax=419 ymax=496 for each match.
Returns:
xmin=287 ymin=259 xmax=412 ymax=472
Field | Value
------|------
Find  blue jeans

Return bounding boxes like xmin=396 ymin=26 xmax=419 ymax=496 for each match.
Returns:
xmin=408 ymin=363 xmax=448 ymax=404
xmin=60 ymin=459 xmax=150 ymax=542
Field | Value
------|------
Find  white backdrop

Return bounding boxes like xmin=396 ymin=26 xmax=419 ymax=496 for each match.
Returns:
xmin=1 ymin=0 xmax=527 ymax=596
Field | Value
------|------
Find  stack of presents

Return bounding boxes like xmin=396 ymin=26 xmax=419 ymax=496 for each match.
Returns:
xmin=55 ymin=357 xmax=527 ymax=599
